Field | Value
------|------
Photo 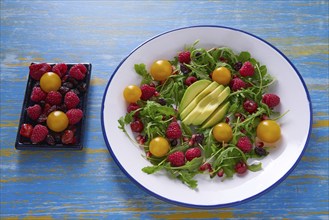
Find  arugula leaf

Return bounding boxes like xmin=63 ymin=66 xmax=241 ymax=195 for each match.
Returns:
xmin=248 ymin=162 xmax=262 ymax=172
xmin=142 ymin=164 xmax=165 ymax=174
xmin=134 ymin=63 xmax=153 ymax=85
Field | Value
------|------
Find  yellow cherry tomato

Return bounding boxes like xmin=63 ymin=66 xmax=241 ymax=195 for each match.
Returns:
xmin=40 ymin=72 xmax=61 ymax=92
xmin=211 ymin=67 xmax=231 ymax=85
xmin=47 ymin=111 xmax=69 ymax=132
xmin=123 ymin=85 xmax=142 ymax=103
xmin=149 ymin=137 xmax=170 ymax=157
xmin=212 ymin=122 xmax=233 ymax=143
xmin=150 ymin=60 xmax=172 ymax=81
xmin=257 ymin=120 xmax=281 ymax=143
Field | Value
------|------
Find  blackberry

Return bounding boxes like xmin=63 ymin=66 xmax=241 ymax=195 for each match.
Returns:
xmin=157 ymin=98 xmax=166 ymax=106
xmin=180 ymin=64 xmax=191 ymax=74
xmin=63 ymin=82 xmax=74 ymax=89
xmin=170 ymin=139 xmax=178 ymax=147
xmin=46 ymin=134 xmax=55 ymax=145
xmin=233 ymin=62 xmax=243 ymax=71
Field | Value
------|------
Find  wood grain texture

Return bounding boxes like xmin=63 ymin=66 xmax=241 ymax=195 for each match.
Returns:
xmin=1 ymin=0 xmax=328 ymax=219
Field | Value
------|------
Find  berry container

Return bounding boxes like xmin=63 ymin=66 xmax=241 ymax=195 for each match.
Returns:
xmin=15 ymin=63 xmax=92 ymax=150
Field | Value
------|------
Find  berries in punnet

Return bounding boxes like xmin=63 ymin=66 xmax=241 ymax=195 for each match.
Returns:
xmin=185 ymin=76 xmax=197 ymax=86
xmin=30 ymin=86 xmax=47 ymax=102
xmin=178 ymin=51 xmax=191 ymax=64
xmin=29 ymin=63 xmax=52 ymax=80
xmin=66 ymin=108 xmax=83 ymax=125
xmin=45 ymin=91 xmax=62 ymax=105
xmin=230 ymin=78 xmax=246 ymax=91
xmin=243 ymin=99 xmax=258 ymax=114
xmin=52 ymin=63 xmax=68 ymax=78
xmin=26 ymin=104 xmax=42 ymax=120
xmin=64 ymin=91 xmax=80 ymax=109
xmin=19 ymin=123 xmax=34 ymax=138
xmin=140 ymin=84 xmax=156 ymax=101
xmin=69 ymin=64 xmax=87 ymax=80
xmin=61 ymin=129 xmax=74 ymax=144
xmin=185 ymin=147 xmax=202 ymax=161
xmin=235 ymin=161 xmax=248 ymax=174
xmin=262 ymin=93 xmax=280 ymax=108
xmin=236 ymin=136 xmax=253 ymax=153
xmin=167 ymin=151 xmax=185 ymax=167
xmin=30 ymin=124 xmax=48 ymax=143
xmin=130 ymin=119 xmax=144 ymax=133
xmin=239 ymin=61 xmax=254 ymax=77
xmin=166 ymin=121 xmax=182 ymax=139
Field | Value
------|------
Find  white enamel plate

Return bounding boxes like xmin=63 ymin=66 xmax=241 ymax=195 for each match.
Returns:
xmin=101 ymin=26 xmax=312 ymax=208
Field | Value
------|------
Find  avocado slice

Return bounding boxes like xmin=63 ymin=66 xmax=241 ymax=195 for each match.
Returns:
xmin=182 ymin=85 xmax=225 ymax=125
xmin=180 ymin=81 xmax=219 ymax=120
xmin=184 ymin=86 xmax=230 ymax=126
xmin=179 ymin=79 xmax=211 ymax=113
xmin=201 ymin=101 xmax=230 ymax=129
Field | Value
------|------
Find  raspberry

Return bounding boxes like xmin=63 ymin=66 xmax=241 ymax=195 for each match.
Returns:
xmin=66 ymin=108 xmax=83 ymax=125
xmin=30 ymin=86 xmax=47 ymax=102
xmin=30 ymin=124 xmax=48 ymax=143
xmin=239 ymin=61 xmax=254 ymax=77
xmin=140 ymin=84 xmax=156 ymax=101
xmin=243 ymin=99 xmax=258 ymax=114
xmin=167 ymin=151 xmax=185 ymax=167
xmin=19 ymin=123 xmax=33 ymax=138
xmin=178 ymin=51 xmax=191 ymax=64
xmin=45 ymin=91 xmax=62 ymax=105
xmin=52 ymin=63 xmax=68 ymax=78
xmin=262 ymin=93 xmax=280 ymax=108
xmin=69 ymin=64 xmax=87 ymax=80
xmin=64 ymin=91 xmax=80 ymax=109
xmin=29 ymin=63 xmax=52 ymax=80
xmin=185 ymin=147 xmax=202 ymax=161
xmin=230 ymin=78 xmax=246 ymax=91
xmin=166 ymin=121 xmax=182 ymax=139
xmin=26 ymin=104 xmax=42 ymax=120
xmin=236 ymin=136 xmax=253 ymax=153
xmin=130 ymin=119 xmax=144 ymax=133
xmin=127 ymin=103 xmax=140 ymax=116
xmin=235 ymin=161 xmax=247 ymax=174
xmin=185 ymin=76 xmax=197 ymax=86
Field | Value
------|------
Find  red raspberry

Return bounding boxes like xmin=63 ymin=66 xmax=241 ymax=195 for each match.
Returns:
xmin=230 ymin=78 xmax=246 ymax=91
xmin=178 ymin=51 xmax=191 ymax=64
xmin=30 ymin=86 xmax=47 ymax=102
xmin=52 ymin=63 xmax=68 ymax=78
xmin=45 ymin=91 xmax=62 ymax=105
xmin=66 ymin=109 xmax=83 ymax=125
xmin=166 ymin=121 xmax=182 ymax=139
xmin=167 ymin=151 xmax=185 ymax=167
xmin=243 ymin=99 xmax=258 ymax=114
xmin=185 ymin=147 xmax=202 ymax=161
xmin=262 ymin=93 xmax=280 ymax=108
xmin=140 ymin=84 xmax=156 ymax=101
xmin=29 ymin=63 xmax=52 ymax=80
xmin=30 ymin=124 xmax=48 ymax=143
xmin=26 ymin=104 xmax=42 ymax=120
xmin=235 ymin=161 xmax=248 ymax=174
xmin=130 ymin=119 xmax=144 ymax=133
xmin=239 ymin=61 xmax=254 ymax=77
xmin=185 ymin=76 xmax=197 ymax=86
xmin=19 ymin=123 xmax=33 ymax=138
xmin=64 ymin=91 xmax=80 ymax=109
xmin=236 ymin=136 xmax=253 ymax=153
xmin=69 ymin=64 xmax=87 ymax=80
xmin=127 ymin=103 xmax=140 ymax=116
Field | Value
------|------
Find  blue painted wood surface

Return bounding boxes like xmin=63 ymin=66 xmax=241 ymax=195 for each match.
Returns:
xmin=1 ymin=0 xmax=328 ymax=219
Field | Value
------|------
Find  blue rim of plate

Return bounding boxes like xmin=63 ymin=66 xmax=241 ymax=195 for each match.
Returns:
xmin=101 ymin=25 xmax=313 ymax=208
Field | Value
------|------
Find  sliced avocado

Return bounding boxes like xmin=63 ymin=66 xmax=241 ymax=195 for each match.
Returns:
xmin=201 ymin=101 xmax=230 ymax=129
xmin=180 ymin=81 xmax=219 ymax=120
xmin=179 ymin=79 xmax=211 ymax=113
xmin=182 ymin=85 xmax=225 ymax=125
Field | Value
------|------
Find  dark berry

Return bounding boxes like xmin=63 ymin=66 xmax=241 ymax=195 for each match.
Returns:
xmin=170 ymin=139 xmax=178 ymax=147
xmin=255 ymin=147 xmax=268 ymax=156
xmin=77 ymin=83 xmax=87 ymax=93
xmin=58 ymin=86 xmax=70 ymax=95
xmin=192 ymin=133 xmax=204 ymax=144
xmin=233 ymin=62 xmax=243 ymax=71
xmin=180 ymin=64 xmax=191 ymax=74
xmin=243 ymin=99 xmax=258 ymax=114
xmin=62 ymin=82 xmax=74 ymax=89
xmin=157 ymin=98 xmax=167 ymax=106
xmin=37 ymin=114 xmax=47 ymax=123
xmin=46 ymin=134 xmax=56 ymax=145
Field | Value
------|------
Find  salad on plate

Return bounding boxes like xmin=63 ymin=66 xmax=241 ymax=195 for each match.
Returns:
xmin=118 ymin=41 xmax=287 ymax=189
